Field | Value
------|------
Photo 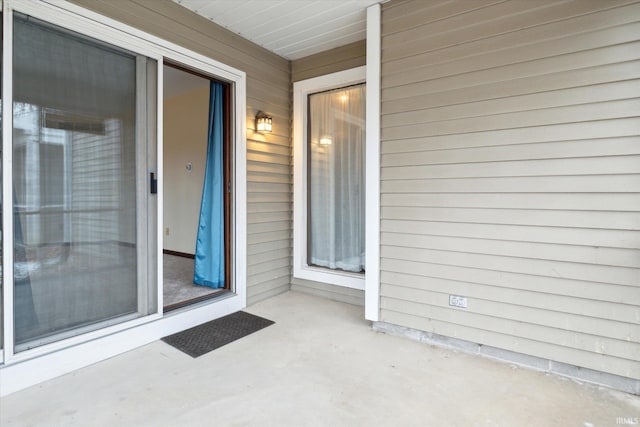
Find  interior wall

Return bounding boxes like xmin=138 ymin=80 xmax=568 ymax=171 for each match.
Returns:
xmin=380 ymin=0 xmax=640 ymax=381
xmin=163 ymin=86 xmax=208 ymax=254
xmin=70 ymin=0 xmax=292 ymax=305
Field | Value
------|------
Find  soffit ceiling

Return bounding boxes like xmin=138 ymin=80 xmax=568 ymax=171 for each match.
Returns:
xmin=173 ymin=0 xmax=383 ymax=60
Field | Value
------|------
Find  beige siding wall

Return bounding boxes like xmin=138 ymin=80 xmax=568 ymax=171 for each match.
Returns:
xmin=292 ymin=278 xmax=365 ymax=306
xmin=291 ymin=41 xmax=367 ymax=306
xmin=380 ymin=0 xmax=640 ymax=380
xmin=292 ymin=40 xmax=366 ymax=82
xmin=71 ymin=0 xmax=292 ymax=305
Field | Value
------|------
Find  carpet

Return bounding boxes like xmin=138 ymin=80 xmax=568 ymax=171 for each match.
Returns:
xmin=163 ymin=254 xmax=219 ymax=307
xmin=162 ymin=311 xmax=275 ymax=357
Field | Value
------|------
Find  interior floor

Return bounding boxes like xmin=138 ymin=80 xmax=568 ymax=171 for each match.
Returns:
xmin=163 ymin=254 xmax=221 ymax=308
xmin=1 ymin=291 xmax=637 ymax=426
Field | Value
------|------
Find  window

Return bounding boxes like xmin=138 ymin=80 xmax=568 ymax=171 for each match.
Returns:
xmin=293 ymin=67 xmax=366 ymax=289
xmin=308 ymin=84 xmax=366 ymax=273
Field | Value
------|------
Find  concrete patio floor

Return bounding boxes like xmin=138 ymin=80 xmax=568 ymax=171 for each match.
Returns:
xmin=1 ymin=291 xmax=638 ymax=426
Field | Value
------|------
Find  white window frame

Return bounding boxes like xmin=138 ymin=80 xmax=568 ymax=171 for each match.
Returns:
xmin=293 ymin=66 xmax=367 ymax=290
xmin=1 ymin=0 xmax=247 ymax=396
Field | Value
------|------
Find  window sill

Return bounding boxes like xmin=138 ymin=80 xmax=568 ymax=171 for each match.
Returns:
xmin=293 ymin=264 xmax=365 ymax=290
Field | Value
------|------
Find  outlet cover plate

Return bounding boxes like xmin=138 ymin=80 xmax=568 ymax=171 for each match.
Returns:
xmin=449 ymin=295 xmax=468 ymax=309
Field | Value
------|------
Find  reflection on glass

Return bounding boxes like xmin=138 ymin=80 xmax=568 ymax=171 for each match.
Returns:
xmin=308 ymin=84 xmax=366 ymax=273
xmin=12 ymin=15 xmax=150 ymax=350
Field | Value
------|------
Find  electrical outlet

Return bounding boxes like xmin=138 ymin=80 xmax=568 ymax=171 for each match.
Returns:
xmin=449 ymin=295 xmax=468 ymax=308
xmin=165 ymin=227 xmax=170 ymax=236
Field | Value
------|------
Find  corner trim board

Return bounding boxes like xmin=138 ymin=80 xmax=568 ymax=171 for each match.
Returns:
xmin=365 ymin=3 xmax=381 ymax=321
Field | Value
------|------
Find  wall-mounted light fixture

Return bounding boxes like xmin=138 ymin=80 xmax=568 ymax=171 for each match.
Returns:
xmin=255 ymin=111 xmax=273 ymax=133
xmin=319 ymin=136 xmax=332 ymax=146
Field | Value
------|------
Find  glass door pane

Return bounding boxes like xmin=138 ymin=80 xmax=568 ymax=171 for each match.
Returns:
xmin=12 ymin=14 xmax=156 ymax=350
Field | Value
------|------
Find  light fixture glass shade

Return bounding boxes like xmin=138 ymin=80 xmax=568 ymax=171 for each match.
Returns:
xmin=256 ymin=111 xmax=272 ymax=132
xmin=319 ymin=136 xmax=332 ymax=145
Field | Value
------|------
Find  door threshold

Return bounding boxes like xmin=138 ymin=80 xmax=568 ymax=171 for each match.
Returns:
xmin=163 ymin=289 xmax=230 ymax=313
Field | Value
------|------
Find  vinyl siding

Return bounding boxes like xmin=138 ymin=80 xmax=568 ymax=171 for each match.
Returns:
xmin=380 ymin=0 xmax=640 ymax=380
xmin=291 ymin=42 xmax=367 ymax=306
xmin=70 ymin=0 xmax=292 ymax=305
xmin=292 ymin=278 xmax=365 ymax=307
xmin=292 ymin=40 xmax=366 ymax=82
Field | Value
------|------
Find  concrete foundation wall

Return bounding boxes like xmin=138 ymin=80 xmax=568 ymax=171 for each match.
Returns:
xmin=374 ymin=321 xmax=640 ymax=395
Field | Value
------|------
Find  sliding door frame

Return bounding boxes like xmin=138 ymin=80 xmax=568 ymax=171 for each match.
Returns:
xmin=0 ymin=0 xmax=247 ymax=396
xmin=161 ymin=60 xmax=234 ymax=302
xmin=1 ymin=3 xmax=14 ymax=362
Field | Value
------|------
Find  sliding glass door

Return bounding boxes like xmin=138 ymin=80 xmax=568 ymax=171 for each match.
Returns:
xmin=11 ymin=14 xmax=157 ymax=351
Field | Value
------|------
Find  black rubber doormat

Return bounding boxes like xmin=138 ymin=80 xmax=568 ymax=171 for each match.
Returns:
xmin=162 ymin=311 xmax=274 ymax=358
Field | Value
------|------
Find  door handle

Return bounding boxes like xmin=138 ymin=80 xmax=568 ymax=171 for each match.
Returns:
xmin=150 ymin=172 xmax=157 ymax=194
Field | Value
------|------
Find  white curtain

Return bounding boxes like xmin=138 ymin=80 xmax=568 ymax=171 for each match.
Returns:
xmin=308 ymin=84 xmax=366 ymax=273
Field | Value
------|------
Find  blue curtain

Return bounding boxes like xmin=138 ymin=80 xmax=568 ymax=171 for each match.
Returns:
xmin=194 ymin=82 xmax=225 ymax=288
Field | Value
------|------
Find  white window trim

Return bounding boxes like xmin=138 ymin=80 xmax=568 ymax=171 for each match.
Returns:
xmin=1 ymin=0 xmax=247 ymax=396
xmin=293 ymin=66 xmax=367 ymax=290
